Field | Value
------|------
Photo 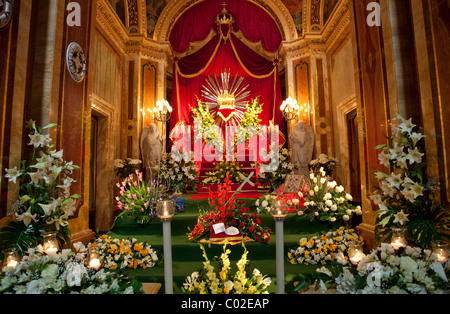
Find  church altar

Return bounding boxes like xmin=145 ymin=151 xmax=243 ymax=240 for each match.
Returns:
xmin=165 ymin=3 xmax=286 ymax=189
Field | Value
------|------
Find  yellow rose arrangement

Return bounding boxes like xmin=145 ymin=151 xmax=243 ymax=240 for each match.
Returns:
xmin=203 ymin=161 xmax=244 ymax=184
xmin=183 ymin=243 xmax=271 ymax=294
xmin=92 ymin=235 xmax=159 ymax=270
xmin=288 ymin=227 xmax=364 ymax=266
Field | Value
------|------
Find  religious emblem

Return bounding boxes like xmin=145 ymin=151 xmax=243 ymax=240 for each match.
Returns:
xmin=201 ymin=70 xmax=250 ymax=126
xmin=0 ymin=0 xmax=13 ymax=29
xmin=66 ymin=42 xmax=86 ymax=83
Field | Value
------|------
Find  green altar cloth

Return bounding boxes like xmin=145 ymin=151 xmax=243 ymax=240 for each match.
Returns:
xmin=107 ymin=194 xmax=343 ymax=294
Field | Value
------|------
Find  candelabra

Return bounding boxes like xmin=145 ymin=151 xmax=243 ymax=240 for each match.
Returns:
xmin=153 ymin=99 xmax=172 ymax=123
xmin=153 ymin=100 xmax=172 ymax=152
xmin=156 ymin=200 xmax=176 ymax=294
xmin=270 ymin=198 xmax=289 ymax=294
xmin=280 ymin=96 xmax=299 ymax=121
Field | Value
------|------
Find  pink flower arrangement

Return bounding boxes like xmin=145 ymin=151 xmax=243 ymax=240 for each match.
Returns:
xmin=115 ymin=170 xmax=178 ymax=226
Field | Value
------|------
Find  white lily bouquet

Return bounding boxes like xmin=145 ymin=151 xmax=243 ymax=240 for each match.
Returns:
xmin=302 ymin=168 xmax=362 ymax=223
xmin=1 ymin=121 xmax=80 ymax=255
xmin=371 ymin=115 xmax=450 ymax=248
xmin=183 ymin=244 xmax=271 ymax=294
xmin=159 ymin=151 xmax=199 ymax=192
xmin=0 ymin=242 xmax=143 ymax=294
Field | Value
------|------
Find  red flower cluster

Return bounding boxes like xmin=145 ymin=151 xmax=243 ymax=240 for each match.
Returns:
xmin=188 ymin=175 xmax=271 ymax=243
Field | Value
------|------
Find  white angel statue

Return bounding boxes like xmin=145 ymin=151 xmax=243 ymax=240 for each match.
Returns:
xmin=290 ymin=121 xmax=314 ymax=177
xmin=140 ymin=123 xmax=163 ymax=181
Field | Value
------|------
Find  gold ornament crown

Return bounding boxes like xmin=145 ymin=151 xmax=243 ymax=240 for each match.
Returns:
xmin=215 ymin=2 xmax=235 ymax=25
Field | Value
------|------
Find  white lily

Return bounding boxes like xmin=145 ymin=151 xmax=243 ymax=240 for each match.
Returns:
xmin=39 ymin=201 xmax=57 ymax=216
xmin=398 ymin=118 xmax=416 ymax=134
xmin=393 ymin=210 xmax=409 ymax=225
xmin=16 ymin=210 xmax=38 ymax=226
xmin=5 ymin=167 xmax=21 ymax=183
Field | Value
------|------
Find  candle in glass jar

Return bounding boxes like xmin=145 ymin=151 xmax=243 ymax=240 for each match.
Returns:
xmin=6 ymin=258 xmax=18 ymax=268
xmin=89 ymin=258 xmax=101 ymax=270
xmin=349 ymin=245 xmax=365 ymax=265
xmin=350 ymin=250 xmax=364 ymax=265
xmin=391 ymin=239 xmax=405 ymax=250
xmin=435 ymin=249 xmax=448 ymax=263
xmin=45 ymin=244 xmax=58 ymax=255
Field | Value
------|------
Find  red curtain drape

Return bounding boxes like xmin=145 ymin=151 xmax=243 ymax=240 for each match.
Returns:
xmin=169 ymin=0 xmax=282 ymax=54
xmin=169 ymin=1 xmax=285 ymax=146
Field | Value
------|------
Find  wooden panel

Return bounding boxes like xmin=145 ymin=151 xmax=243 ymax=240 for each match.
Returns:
xmin=92 ymin=34 xmax=122 ymax=109
xmin=127 ymin=135 xmax=133 ymax=158
xmin=59 ymin=0 xmax=94 ymax=213
xmin=128 ymin=60 xmax=135 ymax=120
xmin=0 ymin=0 xmax=20 ymax=218
xmin=352 ymin=0 xmax=389 ymax=196
xmin=429 ymin=0 xmax=450 ymax=203
xmin=321 ymin=134 xmax=328 ymax=155
xmin=316 ymin=59 xmax=326 ymax=117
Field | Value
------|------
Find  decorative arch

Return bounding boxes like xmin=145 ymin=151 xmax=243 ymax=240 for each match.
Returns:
xmin=153 ymin=0 xmax=298 ymax=43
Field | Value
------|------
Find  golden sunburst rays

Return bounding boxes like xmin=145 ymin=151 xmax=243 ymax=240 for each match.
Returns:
xmin=201 ymin=70 xmax=251 ymax=127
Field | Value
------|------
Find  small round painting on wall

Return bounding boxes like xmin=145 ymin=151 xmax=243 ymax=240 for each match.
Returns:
xmin=66 ymin=41 xmax=87 ymax=83
xmin=0 ymin=0 xmax=13 ymax=29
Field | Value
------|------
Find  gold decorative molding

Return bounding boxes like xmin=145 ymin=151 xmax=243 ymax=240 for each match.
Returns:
xmin=96 ymin=0 xmax=128 ymax=53
xmin=321 ymin=0 xmax=351 ymax=52
xmin=125 ymin=36 xmax=171 ymax=60
xmin=280 ymin=0 xmax=349 ymax=60
xmin=96 ymin=0 xmax=171 ymax=61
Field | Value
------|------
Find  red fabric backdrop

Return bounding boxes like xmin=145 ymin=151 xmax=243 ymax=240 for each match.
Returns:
xmin=169 ymin=0 xmax=285 ymax=145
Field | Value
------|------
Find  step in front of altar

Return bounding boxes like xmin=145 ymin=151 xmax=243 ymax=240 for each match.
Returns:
xmin=108 ymin=195 xmax=341 ymax=294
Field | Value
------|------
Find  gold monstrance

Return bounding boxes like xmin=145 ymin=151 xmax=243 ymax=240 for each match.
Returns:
xmin=201 ymin=70 xmax=250 ymax=126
